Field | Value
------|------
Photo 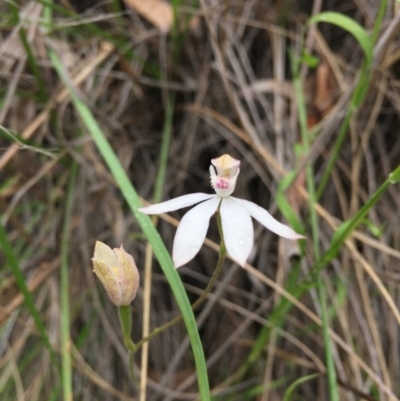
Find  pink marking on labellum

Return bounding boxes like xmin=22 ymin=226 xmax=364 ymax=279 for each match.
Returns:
xmin=216 ymin=179 xmax=229 ymax=189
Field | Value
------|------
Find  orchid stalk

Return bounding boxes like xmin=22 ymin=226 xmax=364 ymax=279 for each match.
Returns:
xmin=119 ymin=213 xmax=227 ymax=353
xmin=139 ymin=154 xmax=305 ymax=268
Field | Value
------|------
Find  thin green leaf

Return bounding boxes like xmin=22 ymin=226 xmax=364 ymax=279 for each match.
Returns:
xmin=0 ymin=126 xmax=58 ymax=159
xmin=308 ymin=12 xmax=373 ymax=64
xmin=283 ymin=373 xmax=322 ymax=401
xmin=60 ymin=161 xmax=78 ymax=401
xmin=388 ymin=164 xmax=400 ymax=183
xmin=301 ymin=51 xmax=320 ymax=68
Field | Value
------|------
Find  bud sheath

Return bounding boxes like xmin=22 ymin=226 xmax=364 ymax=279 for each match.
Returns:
xmin=92 ymin=241 xmax=140 ymax=306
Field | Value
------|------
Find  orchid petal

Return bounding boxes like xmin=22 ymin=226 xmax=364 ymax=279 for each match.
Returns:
xmin=220 ymin=198 xmax=253 ymax=267
xmin=173 ymin=197 xmax=220 ymax=268
xmin=93 ymin=241 xmax=118 ymax=269
xmin=139 ymin=193 xmax=215 ymax=215
xmin=231 ymin=197 xmax=305 ymax=240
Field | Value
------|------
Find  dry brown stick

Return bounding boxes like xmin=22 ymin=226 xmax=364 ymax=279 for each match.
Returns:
xmin=0 ymin=259 xmax=59 ymax=325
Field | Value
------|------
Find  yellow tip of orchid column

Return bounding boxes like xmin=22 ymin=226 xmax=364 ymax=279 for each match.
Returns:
xmin=211 ymin=154 xmax=240 ymax=172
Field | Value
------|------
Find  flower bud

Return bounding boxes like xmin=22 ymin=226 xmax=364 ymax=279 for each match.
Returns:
xmin=92 ymin=241 xmax=140 ymax=307
xmin=210 ymin=154 xmax=240 ymax=197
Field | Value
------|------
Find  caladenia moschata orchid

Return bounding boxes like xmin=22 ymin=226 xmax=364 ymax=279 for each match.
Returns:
xmin=139 ymin=154 xmax=305 ymax=268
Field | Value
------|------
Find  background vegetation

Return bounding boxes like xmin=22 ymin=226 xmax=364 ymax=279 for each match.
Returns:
xmin=1 ymin=0 xmax=400 ymax=400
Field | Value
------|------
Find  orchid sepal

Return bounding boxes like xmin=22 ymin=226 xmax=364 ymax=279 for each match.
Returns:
xmin=139 ymin=193 xmax=215 ymax=215
xmin=230 ymin=197 xmax=306 ymax=241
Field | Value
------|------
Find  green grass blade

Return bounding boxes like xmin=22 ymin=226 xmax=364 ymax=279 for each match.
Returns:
xmin=308 ymin=12 xmax=373 ymax=64
xmin=317 ymin=275 xmax=338 ymax=401
xmin=389 ymin=164 xmax=400 ymax=183
xmin=48 ymin=50 xmax=211 ymax=400
xmin=372 ymin=0 xmax=388 ymax=45
xmin=283 ymin=373 xmax=322 ymax=401
xmin=0 ymin=223 xmax=58 ymax=367
xmin=153 ymin=92 xmax=175 ymax=204
xmin=60 ymin=161 xmax=78 ymax=401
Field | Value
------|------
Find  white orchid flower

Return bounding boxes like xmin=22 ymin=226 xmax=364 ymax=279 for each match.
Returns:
xmin=139 ymin=154 xmax=305 ymax=268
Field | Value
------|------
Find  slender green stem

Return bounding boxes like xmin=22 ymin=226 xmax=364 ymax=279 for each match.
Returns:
xmin=118 ymin=308 xmax=137 ymax=383
xmin=293 ymin=52 xmax=339 ymax=401
xmin=60 ymin=161 xmax=78 ymax=401
xmin=118 ymin=305 xmax=136 ymax=350
xmin=283 ymin=373 xmax=322 ymax=401
xmin=317 ymin=275 xmax=338 ymax=399
xmin=154 ymin=92 xmax=175 ymax=204
xmin=372 ymin=0 xmax=388 ymax=45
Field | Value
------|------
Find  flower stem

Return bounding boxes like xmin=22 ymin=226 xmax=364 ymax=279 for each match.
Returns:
xmin=118 ymin=305 xmax=136 ymax=351
xmin=129 ymin=211 xmax=226 ymax=353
